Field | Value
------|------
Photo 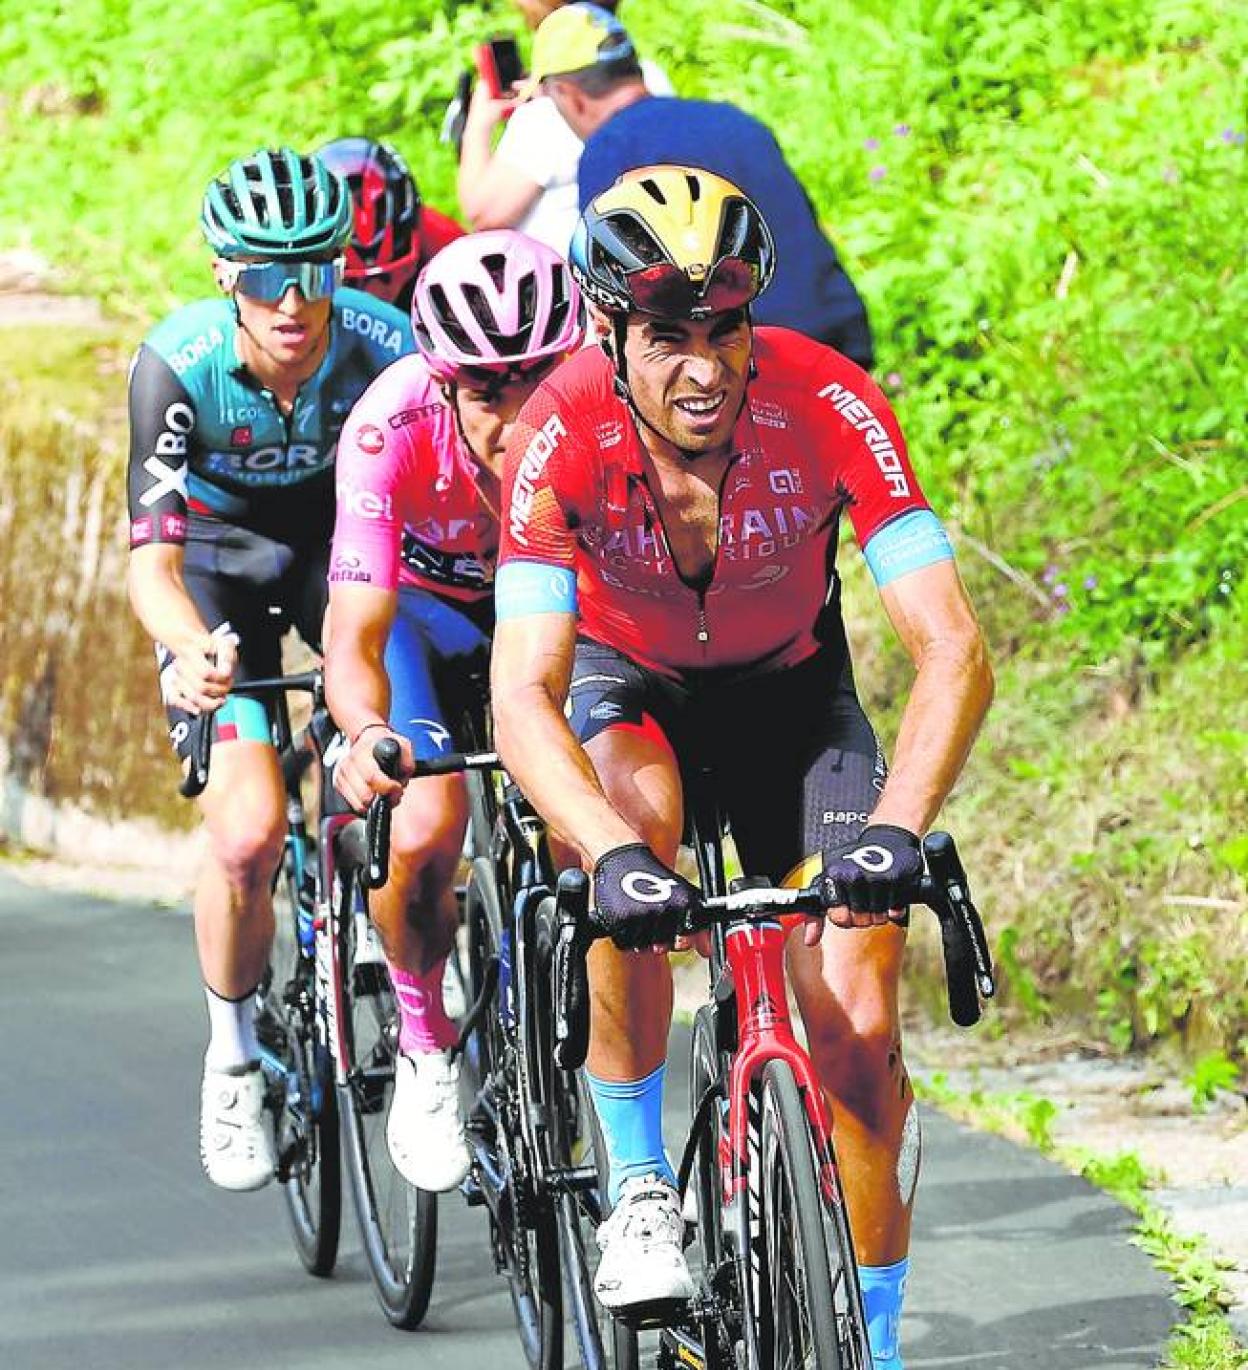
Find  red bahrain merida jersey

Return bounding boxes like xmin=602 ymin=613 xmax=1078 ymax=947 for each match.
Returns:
xmin=498 ymin=327 xmax=931 ymax=677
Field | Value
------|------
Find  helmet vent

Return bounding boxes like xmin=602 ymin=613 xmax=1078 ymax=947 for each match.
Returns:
xmin=428 ymin=283 xmax=476 ymax=353
xmin=543 ymin=265 xmax=571 ymax=344
xmin=638 ymin=176 xmax=667 ymax=206
xmin=608 ymin=213 xmax=666 ymax=266
xmin=481 ymin=252 xmax=509 ymax=293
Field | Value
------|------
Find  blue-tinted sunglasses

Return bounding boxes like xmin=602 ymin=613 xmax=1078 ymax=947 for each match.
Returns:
xmin=231 ymin=258 xmax=344 ymax=302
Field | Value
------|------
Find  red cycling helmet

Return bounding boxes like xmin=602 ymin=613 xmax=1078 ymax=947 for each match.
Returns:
xmin=314 ymin=138 xmax=423 ymax=306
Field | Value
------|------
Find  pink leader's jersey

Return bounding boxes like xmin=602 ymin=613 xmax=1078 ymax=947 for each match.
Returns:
xmin=329 ymin=354 xmax=497 ymax=602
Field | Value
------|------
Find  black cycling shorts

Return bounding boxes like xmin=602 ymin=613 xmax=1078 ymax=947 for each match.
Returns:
xmin=565 ymin=638 xmax=888 ymax=882
xmin=157 ymin=518 xmax=329 ymax=760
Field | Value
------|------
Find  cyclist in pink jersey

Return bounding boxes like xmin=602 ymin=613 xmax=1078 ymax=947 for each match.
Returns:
xmin=490 ymin=169 xmax=994 ymax=1362
xmin=324 ymin=230 xmax=584 ymax=1191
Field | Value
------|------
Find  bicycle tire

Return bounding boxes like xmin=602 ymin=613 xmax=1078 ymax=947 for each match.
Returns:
xmin=757 ymin=1058 xmax=872 ymax=1370
xmin=257 ymin=840 xmax=342 ymax=1276
xmin=335 ymin=868 xmax=438 ymax=1328
xmin=465 ymin=865 xmax=563 ymax=1370
xmin=526 ymin=896 xmax=637 ymax=1370
xmin=689 ymin=1004 xmax=726 ymax=1280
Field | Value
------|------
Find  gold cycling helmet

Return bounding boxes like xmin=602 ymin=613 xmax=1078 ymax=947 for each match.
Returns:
xmin=569 ymin=165 xmax=776 ymax=319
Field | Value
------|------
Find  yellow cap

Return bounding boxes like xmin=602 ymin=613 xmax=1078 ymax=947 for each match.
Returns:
xmin=529 ymin=3 xmax=636 ymax=84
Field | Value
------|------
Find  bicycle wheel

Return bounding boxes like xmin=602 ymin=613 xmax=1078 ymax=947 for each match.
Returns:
xmin=257 ymin=839 xmax=341 ymax=1276
xmin=757 ymin=1059 xmax=872 ymax=1370
xmin=336 ymin=869 xmax=438 ymax=1328
xmin=465 ymin=865 xmax=563 ymax=1370
xmin=525 ymin=896 xmax=637 ymax=1370
xmin=689 ymin=1003 xmax=726 ymax=1280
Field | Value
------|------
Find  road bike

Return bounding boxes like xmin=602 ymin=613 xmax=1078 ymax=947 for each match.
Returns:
xmin=392 ymin=738 xmax=616 ymax=1370
xmin=180 ymin=673 xmax=439 ymax=1326
xmin=551 ymin=769 xmax=995 ymax=1370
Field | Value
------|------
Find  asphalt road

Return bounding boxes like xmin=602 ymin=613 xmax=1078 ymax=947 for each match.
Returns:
xmin=0 ymin=872 xmax=1179 ymax=1369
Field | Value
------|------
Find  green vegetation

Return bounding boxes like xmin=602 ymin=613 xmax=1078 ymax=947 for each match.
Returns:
xmin=920 ymin=1074 xmax=1248 ymax=1368
xmin=1184 ymin=1050 xmax=1242 ymax=1112
xmin=0 ymin=0 xmax=1245 ymax=1049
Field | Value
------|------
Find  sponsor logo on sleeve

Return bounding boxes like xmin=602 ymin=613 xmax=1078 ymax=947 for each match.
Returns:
xmin=161 ymin=513 xmax=188 ymax=540
xmin=340 ymin=484 xmax=394 ymax=521
xmin=229 ymin=425 xmax=252 ymax=447
xmin=508 ymin=414 xmax=566 ymax=547
xmin=816 ymin=381 xmax=910 ymax=498
xmin=330 ymin=550 xmax=373 ymax=583
xmin=139 ymin=400 xmax=193 ymax=508
xmin=390 ymin=405 xmax=442 ymax=429
xmin=129 ymin=515 xmax=154 ymax=546
xmin=166 ymin=325 xmax=226 ymax=378
xmin=341 ymin=305 xmax=405 ymax=356
xmin=356 ymin=423 xmax=386 ymax=456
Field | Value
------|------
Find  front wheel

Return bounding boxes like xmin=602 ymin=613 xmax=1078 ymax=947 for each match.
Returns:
xmin=336 ymin=870 xmax=438 ymax=1328
xmin=757 ymin=1059 xmax=872 ymax=1370
xmin=258 ymin=847 xmax=342 ymax=1276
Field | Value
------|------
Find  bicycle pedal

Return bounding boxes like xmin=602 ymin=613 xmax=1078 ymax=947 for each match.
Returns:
xmin=274 ymin=1138 xmax=301 ymax=1184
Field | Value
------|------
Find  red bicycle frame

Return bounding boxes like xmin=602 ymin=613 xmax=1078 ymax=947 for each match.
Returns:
xmin=720 ymin=914 xmax=842 ymax=1210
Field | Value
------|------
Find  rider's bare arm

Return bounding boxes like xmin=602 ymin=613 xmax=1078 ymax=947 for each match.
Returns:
xmin=127 ymin=542 xmax=205 ymax=650
xmin=868 ymin=560 xmax=994 ymax=835
xmin=324 ymin=582 xmax=400 ymax=741
xmin=324 ymin=582 xmax=410 ymax=805
xmin=491 ymin=611 xmax=641 ymax=864
xmin=127 ymin=543 xmax=235 ymax=712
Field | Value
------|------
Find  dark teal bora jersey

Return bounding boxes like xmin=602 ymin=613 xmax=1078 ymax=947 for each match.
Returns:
xmin=578 ymin=96 xmax=873 ymax=368
xmin=127 ymin=288 xmax=412 ymax=548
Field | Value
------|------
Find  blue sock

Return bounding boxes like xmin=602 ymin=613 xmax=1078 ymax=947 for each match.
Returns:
xmin=584 ymin=1063 xmax=674 ymax=1205
xmin=859 ymin=1258 xmax=908 ymax=1368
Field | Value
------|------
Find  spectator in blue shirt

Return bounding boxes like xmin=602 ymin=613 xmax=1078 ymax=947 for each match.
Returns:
xmin=530 ymin=3 xmax=873 ymax=367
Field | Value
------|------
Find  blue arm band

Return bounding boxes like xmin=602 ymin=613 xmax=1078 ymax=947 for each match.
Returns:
xmin=863 ymin=509 xmax=955 ymax=588
xmin=495 ymin=559 xmax=578 ymax=621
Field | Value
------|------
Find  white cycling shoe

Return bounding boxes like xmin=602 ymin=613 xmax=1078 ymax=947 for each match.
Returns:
xmin=594 ymin=1175 xmax=696 ymax=1312
xmin=199 ymin=1060 xmax=275 ymax=1192
xmin=386 ymin=1049 xmax=471 ymax=1192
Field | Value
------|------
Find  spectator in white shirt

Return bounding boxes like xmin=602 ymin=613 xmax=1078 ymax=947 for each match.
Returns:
xmin=457 ymin=0 xmax=670 ymax=255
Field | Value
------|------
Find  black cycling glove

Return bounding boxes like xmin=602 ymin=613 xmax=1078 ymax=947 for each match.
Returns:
xmin=821 ymin=824 xmax=923 ymax=915
xmin=592 ymin=843 xmax=701 ymax=949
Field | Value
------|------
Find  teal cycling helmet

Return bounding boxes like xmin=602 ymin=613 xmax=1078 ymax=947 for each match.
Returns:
xmin=201 ymin=148 xmax=353 ymax=260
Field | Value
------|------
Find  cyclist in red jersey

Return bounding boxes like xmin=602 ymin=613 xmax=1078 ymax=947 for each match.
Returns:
xmin=324 ymin=230 xmax=584 ymax=1191
xmin=490 ymin=168 xmax=994 ymax=1363
xmin=316 ymin=138 xmax=465 ymax=314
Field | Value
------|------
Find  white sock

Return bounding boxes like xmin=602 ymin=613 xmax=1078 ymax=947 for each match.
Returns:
xmin=203 ymin=984 xmax=259 ymax=1070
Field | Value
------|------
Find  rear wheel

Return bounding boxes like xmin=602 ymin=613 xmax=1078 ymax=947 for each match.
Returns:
xmin=336 ymin=870 xmax=438 ymax=1328
xmin=257 ymin=840 xmax=341 ymax=1276
xmin=757 ymin=1059 xmax=871 ymax=1370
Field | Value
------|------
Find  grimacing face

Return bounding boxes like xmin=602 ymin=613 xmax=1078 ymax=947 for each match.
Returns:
xmin=619 ymin=308 xmax=753 ymax=456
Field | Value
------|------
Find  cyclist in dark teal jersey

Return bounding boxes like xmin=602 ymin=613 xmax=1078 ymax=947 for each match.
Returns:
xmin=126 ymin=147 xmax=413 ymax=1194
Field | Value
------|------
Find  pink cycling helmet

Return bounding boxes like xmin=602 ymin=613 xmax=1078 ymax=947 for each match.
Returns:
xmin=412 ymin=229 xmax=584 ymax=380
